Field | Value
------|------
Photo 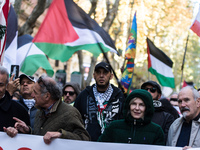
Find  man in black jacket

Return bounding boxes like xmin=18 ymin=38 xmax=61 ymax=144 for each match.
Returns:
xmin=0 ymin=66 xmax=30 ymax=131
xmin=74 ymin=62 xmax=125 ymax=141
xmin=141 ymin=80 xmax=175 ymax=141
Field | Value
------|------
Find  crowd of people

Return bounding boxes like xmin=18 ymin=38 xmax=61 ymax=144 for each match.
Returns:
xmin=1 ymin=61 xmax=200 ymax=149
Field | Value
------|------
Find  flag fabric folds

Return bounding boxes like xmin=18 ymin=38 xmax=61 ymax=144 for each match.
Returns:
xmin=121 ymin=12 xmax=137 ymax=93
xmin=3 ymin=5 xmax=17 ymax=73
xmin=32 ymin=0 xmax=118 ymax=62
xmin=3 ymin=6 xmax=54 ymax=77
xmin=190 ymin=5 xmax=200 ymax=37
xmin=0 ymin=0 xmax=9 ymax=65
xmin=147 ymin=38 xmax=175 ymax=88
xmin=17 ymin=35 xmax=54 ymax=77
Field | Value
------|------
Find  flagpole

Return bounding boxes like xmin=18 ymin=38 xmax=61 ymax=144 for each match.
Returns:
xmin=19 ymin=42 xmax=33 ymax=70
xmin=180 ymin=34 xmax=189 ymax=89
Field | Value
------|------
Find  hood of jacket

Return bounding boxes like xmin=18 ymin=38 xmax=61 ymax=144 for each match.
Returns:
xmin=123 ymin=89 xmax=154 ymax=125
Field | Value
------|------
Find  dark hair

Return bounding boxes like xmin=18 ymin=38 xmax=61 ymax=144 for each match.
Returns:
xmin=38 ymin=76 xmax=62 ymax=101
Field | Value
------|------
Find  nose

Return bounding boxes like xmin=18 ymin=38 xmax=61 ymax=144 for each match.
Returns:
xmin=135 ymin=104 xmax=139 ymax=110
xmin=23 ymin=82 xmax=28 ymax=86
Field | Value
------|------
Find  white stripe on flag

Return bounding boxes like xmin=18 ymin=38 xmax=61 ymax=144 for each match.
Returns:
xmin=150 ymin=54 xmax=174 ymax=78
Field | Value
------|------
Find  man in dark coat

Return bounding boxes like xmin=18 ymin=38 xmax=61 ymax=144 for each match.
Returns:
xmin=141 ymin=80 xmax=175 ymax=141
xmin=74 ymin=62 xmax=125 ymax=141
xmin=0 ymin=66 xmax=30 ymax=131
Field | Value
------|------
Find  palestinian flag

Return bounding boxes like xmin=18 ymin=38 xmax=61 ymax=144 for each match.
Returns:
xmin=147 ymin=38 xmax=175 ymax=88
xmin=17 ymin=35 xmax=54 ymax=77
xmin=32 ymin=0 xmax=118 ymax=62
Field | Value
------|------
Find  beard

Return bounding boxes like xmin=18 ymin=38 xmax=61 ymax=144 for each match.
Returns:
xmin=96 ymin=81 xmax=109 ymax=91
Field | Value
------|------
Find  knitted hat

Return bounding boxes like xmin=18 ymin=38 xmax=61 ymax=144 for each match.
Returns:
xmin=62 ymin=82 xmax=81 ymax=95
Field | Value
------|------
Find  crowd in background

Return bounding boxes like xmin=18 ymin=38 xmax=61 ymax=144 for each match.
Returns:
xmin=1 ymin=62 xmax=200 ymax=150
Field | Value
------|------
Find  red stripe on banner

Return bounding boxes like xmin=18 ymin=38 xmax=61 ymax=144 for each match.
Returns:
xmin=190 ymin=20 xmax=200 ymax=37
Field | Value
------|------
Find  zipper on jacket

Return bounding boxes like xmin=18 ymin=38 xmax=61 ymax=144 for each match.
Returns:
xmin=128 ymin=119 xmax=136 ymax=143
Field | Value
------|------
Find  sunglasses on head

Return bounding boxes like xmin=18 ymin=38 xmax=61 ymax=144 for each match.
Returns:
xmin=144 ymin=87 xmax=157 ymax=93
xmin=63 ymin=91 xmax=75 ymax=96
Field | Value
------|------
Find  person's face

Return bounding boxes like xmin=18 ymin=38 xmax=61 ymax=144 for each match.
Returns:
xmin=93 ymin=68 xmax=113 ymax=89
xmin=63 ymin=86 xmax=77 ymax=104
xmin=31 ymin=82 xmax=47 ymax=108
xmin=178 ymin=88 xmax=200 ymax=122
xmin=130 ymin=98 xmax=146 ymax=119
xmin=20 ymin=77 xmax=35 ymax=98
xmin=144 ymin=85 xmax=161 ymax=100
xmin=170 ymin=100 xmax=179 ymax=106
xmin=0 ymin=73 xmax=7 ymax=99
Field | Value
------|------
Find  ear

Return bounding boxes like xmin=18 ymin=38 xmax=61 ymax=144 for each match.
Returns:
xmin=110 ymin=73 xmax=113 ymax=80
xmin=196 ymin=98 xmax=200 ymax=107
xmin=158 ymin=93 xmax=161 ymax=100
xmin=93 ymin=73 xmax=95 ymax=79
xmin=45 ymin=92 xmax=50 ymax=99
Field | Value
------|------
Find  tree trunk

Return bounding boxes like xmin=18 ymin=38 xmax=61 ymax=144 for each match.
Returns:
xmin=18 ymin=0 xmax=47 ymax=36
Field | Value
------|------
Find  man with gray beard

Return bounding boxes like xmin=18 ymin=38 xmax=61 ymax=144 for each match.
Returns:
xmin=167 ymin=86 xmax=200 ymax=149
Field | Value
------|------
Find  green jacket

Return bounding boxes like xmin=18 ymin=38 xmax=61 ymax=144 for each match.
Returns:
xmin=33 ymin=100 xmax=90 ymax=141
xmin=98 ymin=89 xmax=165 ymax=145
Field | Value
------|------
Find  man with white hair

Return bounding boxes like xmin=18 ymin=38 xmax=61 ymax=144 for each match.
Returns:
xmin=167 ymin=86 xmax=200 ymax=149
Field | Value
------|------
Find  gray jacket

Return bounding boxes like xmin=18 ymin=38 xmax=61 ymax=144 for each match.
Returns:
xmin=167 ymin=117 xmax=200 ymax=147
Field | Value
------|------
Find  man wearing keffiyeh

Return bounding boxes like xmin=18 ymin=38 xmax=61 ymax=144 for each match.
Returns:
xmin=74 ymin=62 xmax=125 ymax=141
xmin=17 ymin=74 xmax=37 ymax=128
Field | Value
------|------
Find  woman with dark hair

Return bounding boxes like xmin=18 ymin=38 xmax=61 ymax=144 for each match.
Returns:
xmin=98 ymin=89 xmax=165 ymax=145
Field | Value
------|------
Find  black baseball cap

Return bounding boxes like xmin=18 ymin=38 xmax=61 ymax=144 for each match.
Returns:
xmin=95 ymin=62 xmax=111 ymax=72
xmin=141 ymin=80 xmax=162 ymax=94
xmin=19 ymin=74 xmax=36 ymax=84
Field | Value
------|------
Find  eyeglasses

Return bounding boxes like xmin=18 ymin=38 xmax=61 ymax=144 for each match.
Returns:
xmin=63 ymin=91 xmax=75 ymax=96
xmin=144 ymin=87 xmax=157 ymax=93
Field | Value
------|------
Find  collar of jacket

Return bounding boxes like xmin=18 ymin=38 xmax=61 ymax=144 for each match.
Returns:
xmin=0 ymin=91 xmax=12 ymax=112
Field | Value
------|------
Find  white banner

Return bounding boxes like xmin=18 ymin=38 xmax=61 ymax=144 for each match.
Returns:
xmin=0 ymin=132 xmax=195 ymax=150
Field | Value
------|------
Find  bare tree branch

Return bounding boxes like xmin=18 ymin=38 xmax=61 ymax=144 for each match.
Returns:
xmin=18 ymin=0 xmax=47 ymax=36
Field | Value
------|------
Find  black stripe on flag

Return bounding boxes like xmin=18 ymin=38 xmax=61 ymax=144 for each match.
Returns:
xmin=147 ymin=38 xmax=173 ymax=68
xmin=64 ymin=0 xmax=117 ymax=52
xmin=5 ymin=5 xmax=17 ymax=50
xmin=18 ymin=34 xmax=33 ymax=48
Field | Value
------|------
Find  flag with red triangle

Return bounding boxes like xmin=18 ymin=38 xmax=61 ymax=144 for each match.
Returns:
xmin=32 ymin=0 xmax=118 ymax=62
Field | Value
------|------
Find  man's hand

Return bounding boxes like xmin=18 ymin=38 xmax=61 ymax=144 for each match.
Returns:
xmin=6 ymin=74 xmax=20 ymax=96
xmin=183 ymin=146 xmax=192 ymax=150
xmin=43 ymin=131 xmax=62 ymax=144
xmin=3 ymin=127 xmax=18 ymax=137
xmin=13 ymin=117 xmax=30 ymax=133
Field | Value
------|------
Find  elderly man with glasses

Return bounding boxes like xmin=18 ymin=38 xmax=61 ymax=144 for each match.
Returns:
xmin=4 ymin=76 xmax=90 ymax=144
xmin=141 ymin=80 xmax=175 ymax=142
